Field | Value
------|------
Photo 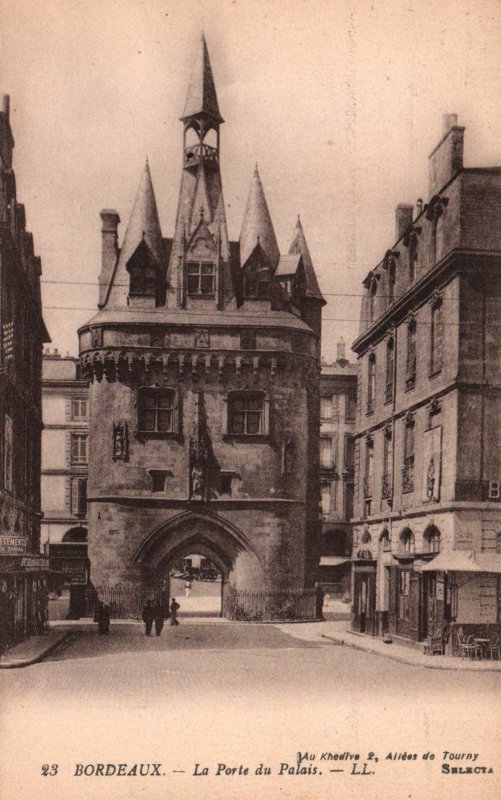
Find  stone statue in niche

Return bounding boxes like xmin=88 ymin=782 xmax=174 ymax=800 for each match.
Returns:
xmin=112 ymin=421 xmax=129 ymax=461
xmin=426 ymin=455 xmax=436 ymax=500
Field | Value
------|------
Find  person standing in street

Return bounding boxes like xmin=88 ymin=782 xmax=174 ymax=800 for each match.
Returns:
xmin=185 ymin=578 xmax=191 ymax=598
xmin=153 ymin=601 xmax=165 ymax=637
xmin=169 ymin=597 xmax=180 ymax=626
xmin=142 ymin=600 xmax=154 ymax=636
xmin=98 ymin=603 xmax=111 ymax=634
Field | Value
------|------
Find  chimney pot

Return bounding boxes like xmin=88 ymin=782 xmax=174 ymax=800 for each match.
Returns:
xmin=443 ymin=113 xmax=458 ymax=134
xmin=2 ymin=95 xmax=10 ymax=118
xmin=336 ymin=337 xmax=346 ymax=363
xmin=395 ymin=204 xmax=414 ymax=240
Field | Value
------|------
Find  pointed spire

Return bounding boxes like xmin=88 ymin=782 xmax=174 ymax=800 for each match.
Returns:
xmin=288 ymin=216 xmax=324 ymax=301
xmin=181 ymin=33 xmax=223 ymax=124
xmin=240 ymin=165 xmax=279 ymax=268
xmin=118 ymin=161 xmax=163 ymax=269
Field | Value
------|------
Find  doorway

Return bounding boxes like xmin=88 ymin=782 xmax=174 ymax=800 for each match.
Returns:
xmin=167 ymin=553 xmax=223 ymax=617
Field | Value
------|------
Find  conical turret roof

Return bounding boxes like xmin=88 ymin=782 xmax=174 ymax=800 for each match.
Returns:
xmin=118 ymin=160 xmax=164 ymax=269
xmin=288 ymin=216 xmax=324 ymax=301
xmin=239 ymin=165 xmax=280 ymax=268
xmin=181 ymin=33 xmax=223 ymax=124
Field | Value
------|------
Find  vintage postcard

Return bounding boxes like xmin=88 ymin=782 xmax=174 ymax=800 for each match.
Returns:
xmin=0 ymin=1 xmax=500 ymax=799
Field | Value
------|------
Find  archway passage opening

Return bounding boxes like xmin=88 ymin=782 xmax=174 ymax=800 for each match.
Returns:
xmin=169 ymin=551 xmax=223 ymax=618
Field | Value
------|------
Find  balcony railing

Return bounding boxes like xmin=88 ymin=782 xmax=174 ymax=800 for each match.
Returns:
xmin=184 ymin=143 xmax=218 ymax=168
xmin=381 ymin=474 xmax=393 ymax=499
xmin=402 ymin=464 xmax=414 ymax=493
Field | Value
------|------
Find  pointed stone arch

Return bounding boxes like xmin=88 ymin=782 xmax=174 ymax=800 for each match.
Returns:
xmin=131 ymin=510 xmax=264 ymax=587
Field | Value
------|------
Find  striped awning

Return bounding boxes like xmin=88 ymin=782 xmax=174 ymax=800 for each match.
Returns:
xmin=417 ymin=550 xmax=501 ymax=573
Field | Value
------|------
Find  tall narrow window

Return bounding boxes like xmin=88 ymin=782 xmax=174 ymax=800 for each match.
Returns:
xmin=369 ymin=278 xmax=378 ymax=323
xmin=346 ymin=395 xmax=356 ymax=421
xmin=320 ymin=484 xmax=331 ymax=516
xmin=385 ymin=337 xmax=394 ymax=403
xmin=406 ymin=318 xmax=417 ymax=389
xmin=71 ymin=433 xmax=87 ymax=465
xmin=364 ymin=438 xmax=373 ymax=498
xmin=4 ymin=414 xmax=13 ymax=491
xmin=382 ymin=427 xmax=393 ymax=499
xmin=367 ymin=353 xmax=376 ymax=413
xmin=430 ymin=297 xmax=444 ymax=375
xmin=398 ymin=570 xmax=411 ymax=620
xmin=320 ymin=396 xmax=333 ymax=420
xmin=320 ymin=437 xmax=333 ymax=468
xmin=387 ymin=259 xmax=396 ymax=304
xmin=71 ymin=477 xmax=87 ymax=516
xmin=402 ymin=418 xmax=415 ymax=492
xmin=72 ymin=398 xmax=88 ymax=420
xmin=409 ymin=235 xmax=419 ymax=283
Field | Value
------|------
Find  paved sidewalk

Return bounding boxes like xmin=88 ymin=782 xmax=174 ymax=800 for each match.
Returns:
xmin=276 ymin=619 xmax=501 ymax=672
xmin=0 ymin=627 xmax=72 ymax=669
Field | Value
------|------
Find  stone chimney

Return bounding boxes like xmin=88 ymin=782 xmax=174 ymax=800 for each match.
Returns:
xmin=395 ymin=204 xmax=414 ymax=240
xmin=98 ymin=209 xmax=120 ymax=308
xmin=336 ymin=336 xmax=347 ymax=365
xmin=2 ymin=95 xmax=10 ymax=118
xmin=429 ymin=113 xmax=464 ymax=197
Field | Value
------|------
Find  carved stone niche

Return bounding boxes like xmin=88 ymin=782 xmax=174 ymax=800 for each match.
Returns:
xmin=112 ymin=421 xmax=129 ymax=461
xmin=194 ymin=329 xmax=210 ymax=348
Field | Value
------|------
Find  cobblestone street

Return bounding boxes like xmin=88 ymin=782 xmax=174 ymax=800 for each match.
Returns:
xmin=1 ymin=621 xmax=500 ymax=800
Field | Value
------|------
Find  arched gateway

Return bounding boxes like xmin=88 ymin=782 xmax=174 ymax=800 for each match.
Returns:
xmin=132 ymin=511 xmax=263 ymax=588
xmin=79 ymin=35 xmax=324 ymax=622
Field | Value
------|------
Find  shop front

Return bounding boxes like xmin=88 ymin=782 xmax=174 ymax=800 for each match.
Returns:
xmin=0 ymin=553 xmax=51 ymax=652
xmin=352 ymin=555 xmax=377 ymax=635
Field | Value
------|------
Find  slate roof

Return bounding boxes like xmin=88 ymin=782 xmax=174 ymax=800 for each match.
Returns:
xmin=288 ymin=216 xmax=324 ymax=302
xmin=239 ymin=166 xmax=280 ymax=269
xmin=181 ymin=33 xmax=223 ymax=124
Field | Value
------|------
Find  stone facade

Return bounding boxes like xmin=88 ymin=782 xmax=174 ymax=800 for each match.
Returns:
xmin=41 ymin=350 xmax=89 ymax=595
xmin=78 ymin=37 xmax=324 ymax=619
xmin=351 ymin=114 xmax=501 ymax=645
xmin=0 ymin=94 xmax=50 ymax=649
xmin=318 ymin=339 xmax=356 ymax=597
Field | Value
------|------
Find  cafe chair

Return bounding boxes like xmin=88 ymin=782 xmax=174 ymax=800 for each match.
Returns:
xmin=457 ymin=628 xmax=481 ymax=660
xmin=488 ymin=635 xmax=501 ymax=661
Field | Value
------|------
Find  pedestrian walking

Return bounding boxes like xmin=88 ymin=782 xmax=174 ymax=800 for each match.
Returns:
xmin=97 ymin=602 xmax=111 ymax=634
xmin=169 ymin=597 xmax=180 ymax=626
xmin=153 ymin=601 xmax=165 ymax=637
xmin=142 ymin=600 xmax=154 ymax=636
xmin=185 ymin=579 xmax=191 ymax=598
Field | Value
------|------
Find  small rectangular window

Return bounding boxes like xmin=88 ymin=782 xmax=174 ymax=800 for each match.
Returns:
xmin=187 ymin=261 xmax=215 ymax=296
xmin=139 ymin=389 xmax=176 ymax=433
xmin=227 ymin=392 xmax=265 ymax=436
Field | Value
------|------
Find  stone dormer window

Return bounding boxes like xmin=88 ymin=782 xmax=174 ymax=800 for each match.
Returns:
xmin=127 ymin=240 xmax=158 ymax=298
xmin=186 ymin=260 xmax=215 ymax=297
xmin=244 ymin=264 xmax=271 ymax=299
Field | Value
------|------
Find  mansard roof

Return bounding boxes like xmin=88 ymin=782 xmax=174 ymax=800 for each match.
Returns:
xmin=288 ymin=216 xmax=324 ymax=302
xmin=181 ymin=33 xmax=224 ymax=124
xmin=239 ymin=166 xmax=280 ymax=269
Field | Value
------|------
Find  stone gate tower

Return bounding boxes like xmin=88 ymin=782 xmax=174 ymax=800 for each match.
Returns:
xmin=79 ymin=35 xmax=325 ymax=619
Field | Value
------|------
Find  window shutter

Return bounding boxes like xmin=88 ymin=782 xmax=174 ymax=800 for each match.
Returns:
xmin=222 ymin=395 xmax=228 ymax=434
xmin=174 ymin=391 xmax=181 ymax=434
xmin=263 ymin=395 xmax=270 ymax=436
xmin=71 ymin=478 xmax=78 ymax=515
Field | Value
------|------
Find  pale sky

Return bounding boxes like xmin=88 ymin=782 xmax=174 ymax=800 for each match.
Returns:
xmin=1 ymin=0 xmax=501 ymax=359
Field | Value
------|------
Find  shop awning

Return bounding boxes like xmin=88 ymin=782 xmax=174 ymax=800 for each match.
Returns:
xmin=417 ymin=550 xmax=501 ymax=573
xmin=319 ymin=557 xmax=351 ymax=567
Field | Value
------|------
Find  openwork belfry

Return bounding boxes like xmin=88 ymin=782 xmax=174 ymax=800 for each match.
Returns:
xmin=78 ymin=35 xmax=325 ymax=620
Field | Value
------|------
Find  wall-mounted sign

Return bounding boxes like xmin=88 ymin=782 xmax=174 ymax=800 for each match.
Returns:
xmin=0 ymin=535 xmax=27 ymax=555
